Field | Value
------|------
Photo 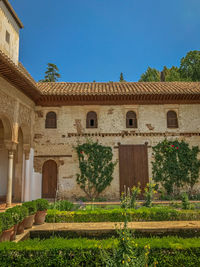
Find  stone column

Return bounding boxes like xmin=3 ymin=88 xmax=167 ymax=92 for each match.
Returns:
xmin=23 ymin=145 xmax=30 ymax=202
xmin=5 ymin=141 xmax=17 ymax=208
xmin=6 ymin=151 xmax=14 ymax=207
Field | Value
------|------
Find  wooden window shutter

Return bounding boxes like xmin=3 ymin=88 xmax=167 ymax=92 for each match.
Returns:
xmin=167 ymin=110 xmax=178 ymax=128
xmin=126 ymin=111 xmax=137 ymax=128
xmin=45 ymin=112 xmax=57 ymax=128
xmin=86 ymin=111 xmax=97 ymax=128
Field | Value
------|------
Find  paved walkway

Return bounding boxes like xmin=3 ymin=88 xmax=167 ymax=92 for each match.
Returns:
xmin=14 ymin=221 xmax=200 ymax=242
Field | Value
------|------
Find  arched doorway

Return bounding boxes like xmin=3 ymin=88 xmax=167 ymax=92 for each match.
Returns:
xmin=42 ymin=160 xmax=57 ymax=198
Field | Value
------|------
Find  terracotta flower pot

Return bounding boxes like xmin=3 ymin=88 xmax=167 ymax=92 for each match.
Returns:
xmin=10 ymin=224 xmax=18 ymax=241
xmin=23 ymin=214 xmax=35 ymax=229
xmin=34 ymin=210 xmax=47 ymax=225
xmin=17 ymin=220 xmax=25 ymax=235
xmin=0 ymin=227 xmax=14 ymax=242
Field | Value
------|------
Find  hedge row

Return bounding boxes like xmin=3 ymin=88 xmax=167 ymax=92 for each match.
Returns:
xmin=0 ymin=237 xmax=200 ymax=266
xmin=46 ymin=207 xmax=200 ymax=222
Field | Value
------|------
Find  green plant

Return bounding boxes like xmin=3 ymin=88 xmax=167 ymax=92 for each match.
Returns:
xmin=182 ymin=193 xmax=190 ymax=210
xmin=120 ymin=184 xmax=141 ymax=209
xmin=0 ymin=212 xmax=14 ymax=231
xmin=49 ymin=200 xmax=74 ymax=211
xmin=20 ymin=206 xmax=29 ymax=219
xmin=5 ymin=205 xmax=25 ymax=225
xmin=75 ymin=140 xmax=117 ymax=200
xmin=35 ymin=199 xmax=49 ymax=211
xmin=152 ymin=139 xmax=200 ymax=195
xmin=144 ymin=183 xmax=157 ymax=208
xmin=22 ymin=201 xmax=37 ymax=215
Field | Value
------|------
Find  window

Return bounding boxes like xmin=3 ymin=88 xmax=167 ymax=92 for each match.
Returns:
xmin=126 ymin=111 xmax=137 ymax=128
xmin=86 ymin=111 xmax=97 ymax=128
xmin=5 ymin=31 xmax=10 ymax=44
xmin=167 ymin=110 xmax=178 ymax=128
xmin=45 ymin=112 xmax=57 ymax=128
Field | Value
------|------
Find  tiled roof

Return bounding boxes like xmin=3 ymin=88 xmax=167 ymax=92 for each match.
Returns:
xmin=37 ymin=82 xmax=200 ymax=96
xmin=0 ymin=50 xmax=40 ymax=101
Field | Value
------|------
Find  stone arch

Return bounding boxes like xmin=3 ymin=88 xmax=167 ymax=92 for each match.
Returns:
xmin=42 ymin=160 xmax=58 ymax=198
xmin=0 ymin=113 xmax=13 ymax=141
xmin=19 ymin=123 xmax=31 ymax=146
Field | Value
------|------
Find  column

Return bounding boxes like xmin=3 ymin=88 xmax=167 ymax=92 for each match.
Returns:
xmin=6 ymin=151 xmax=14 ymax=207
xmin=23 ymin=147 xmax=30 ymax=202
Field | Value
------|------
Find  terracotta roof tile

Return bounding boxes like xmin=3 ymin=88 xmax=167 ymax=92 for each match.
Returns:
xmin=37 ymin=82 xmax=200 ymax=96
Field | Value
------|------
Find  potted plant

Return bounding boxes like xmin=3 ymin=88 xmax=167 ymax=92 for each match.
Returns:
xmin=16 ymin=206 xmax=29 ymax=234
xmin=0 ymin=212 xmax=14 ymax=242
xmin=6 ymin=205 xmax=23 ymax=240
xmin=22 ymin=201 xmax=37 ymax=229
xmin=34 ymin=199 xmax=49 ymax=225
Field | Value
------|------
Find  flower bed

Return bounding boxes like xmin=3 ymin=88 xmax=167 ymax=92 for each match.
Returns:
xmin=46 ymin=207 xmax=200 ymax=223
xmin=0 ymin=237 xmax=199 ymax=266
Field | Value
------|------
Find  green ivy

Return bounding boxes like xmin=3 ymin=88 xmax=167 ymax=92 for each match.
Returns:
xmin=152 ymin=139 xmax=200 ymax=195
xmin=75 ymin=140 xmax=117 ymax=200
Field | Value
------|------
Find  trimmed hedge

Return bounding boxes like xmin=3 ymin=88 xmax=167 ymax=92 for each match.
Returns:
xmin=46 ymin=207 xmax=200 ymax=222
xmin=0 ymin=237 xmax=200 ymax=266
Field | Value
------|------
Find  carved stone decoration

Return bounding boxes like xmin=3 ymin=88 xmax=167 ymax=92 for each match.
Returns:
xmin=74 ymin=119 xmax=84 ymax=134
xmin=18 ymin=104 xmax=31 ymax=126
xmin=0 ymin=91 xmax=15 ymax=118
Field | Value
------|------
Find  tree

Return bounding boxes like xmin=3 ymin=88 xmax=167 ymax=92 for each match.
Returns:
xmin=75 ymin=140 xmax=117 ymax=200
xmin=179 ymin=50 xmax=200 ymax=81
xmin=164 ymin=66 xmax=181 ymax=81
xmin=139 ymin=67 xmax=160 ymax=82
xmin=119 ymin=72 xmax=126 ymax=82
xmin=39 ymin=63 xmax=61 ymax=82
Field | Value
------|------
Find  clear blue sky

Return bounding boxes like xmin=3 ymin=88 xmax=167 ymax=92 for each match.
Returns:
xmin=10 ymin=0 xmax=200 ymax=82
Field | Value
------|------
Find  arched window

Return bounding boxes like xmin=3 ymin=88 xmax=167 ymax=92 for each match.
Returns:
xmin=126 ymin=111 xmax=137 ymax=128
xmin=45 ymin=112 xmax=57 ymax=128
xmin=167 ymin=110 xmax=178 ymax=128
xmin=86 ymin=111 xmax=97 ymax=128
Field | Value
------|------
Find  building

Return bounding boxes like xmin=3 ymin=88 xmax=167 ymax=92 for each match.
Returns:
xmin=0 ymin=0 xmax=200 ymax=206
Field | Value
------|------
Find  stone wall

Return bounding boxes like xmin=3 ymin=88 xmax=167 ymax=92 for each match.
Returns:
xmin=34 ymin=104 xmax=200 ymax=200
xmin=0 ymin=1 xmax=20 ymax=64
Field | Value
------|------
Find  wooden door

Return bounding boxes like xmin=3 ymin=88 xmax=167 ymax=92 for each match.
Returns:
xmin=42 ymin=160 xmax=57 ymax=198
xmin=119 ymin=144 xmax=149 ymax=197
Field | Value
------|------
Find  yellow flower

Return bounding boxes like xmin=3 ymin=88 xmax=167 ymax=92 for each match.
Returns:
xmin=122 ymin=238 xmax=124 ymax=241
xmin=128 ymin=258 xmax=131 ymax=262
xmin=122 ymin=260 xmax=125 ymax=264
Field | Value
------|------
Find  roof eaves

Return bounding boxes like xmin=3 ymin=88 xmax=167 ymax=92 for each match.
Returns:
xmin=2 ymin=0 xmax=24 ymax=29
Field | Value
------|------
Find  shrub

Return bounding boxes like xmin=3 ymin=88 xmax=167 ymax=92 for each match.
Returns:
xmin=75 ymin=140 xmax=117 ymax=200
xmin=20 ymin=206 xmax=29 ymax=219
xmin=35 ymin=199 xmax=49 ymax=211
xmin=46 ymin=207 xmax=200 ymax=223
xmin=182 ymin=193 xmax=190 ymax=210
xmin=0 ymin=237 xmax=200 ymax=266
xmin=120 ymin=184 xmax=141 ymax=209
xmin=22 ymin=201 xmax=37 ymax=215
xmin=5 ymin=205 xmax=25 ymax=225
xmin=0 ymin=212 xmax=14 ymax=231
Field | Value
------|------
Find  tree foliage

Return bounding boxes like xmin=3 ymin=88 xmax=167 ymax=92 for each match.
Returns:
xmin=152 ymin=139 xmax=200 ymax=195
xmin=75 ymin=140 xmax=117 ymax=200
xmin=139 ymin=67 xmax=160 ymax=82
xmin=40 ymin=63 xmax=61 ymax=82
xmin=179 ymin=50 xmax=200 ymax=81
xmin=119 ymin=72 xmax=126 ymax=82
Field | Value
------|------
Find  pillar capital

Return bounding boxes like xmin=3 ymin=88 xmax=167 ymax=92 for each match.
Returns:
xmin=4 ymin=140 xmax=17 ymax=152
xmin=23 ymin=144 xmax=31 ymax=160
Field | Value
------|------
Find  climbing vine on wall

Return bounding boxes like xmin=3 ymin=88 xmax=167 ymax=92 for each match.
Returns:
xmin=75 ymin=140 xmax=117 ymax=200
xmin=152 ymin=139 xmax=200 ymax=195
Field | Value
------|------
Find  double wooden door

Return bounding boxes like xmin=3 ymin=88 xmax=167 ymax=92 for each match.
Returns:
xmin=119 ymin=144 xmax=149 ymax=196
xmin=42 ymin=160 xmax=57 ymax=198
